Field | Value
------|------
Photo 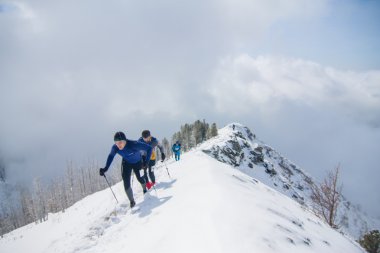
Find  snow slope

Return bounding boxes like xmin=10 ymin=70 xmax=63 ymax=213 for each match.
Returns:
xmin=0 ymin=150 xmax=365 ymax=253
xmin=201 ymin=123 xmax=380 ymax=239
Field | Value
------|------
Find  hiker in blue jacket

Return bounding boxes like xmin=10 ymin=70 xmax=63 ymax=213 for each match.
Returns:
xmin=99 ymin=131 xmax=152 ymax=208
xmin=138 ymin=130 xmax=166 ymax=189
xmin=172 ymin=141 xmax=181 ymax=161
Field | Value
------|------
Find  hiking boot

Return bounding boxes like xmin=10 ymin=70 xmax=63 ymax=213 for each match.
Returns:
xmin=130 ymin=200 xmax=136 ymax=208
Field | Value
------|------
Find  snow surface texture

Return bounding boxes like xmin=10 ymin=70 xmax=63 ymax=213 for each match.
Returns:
xmin=200 ymin=123 xmax=380 ymax=239
xmin=0 ymin=146 xmax=366 ymax=252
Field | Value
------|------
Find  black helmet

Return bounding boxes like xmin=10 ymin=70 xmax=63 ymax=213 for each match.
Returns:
xmin=114 ymin=131 xmax=127 ymax=141
xmin=142 ymin=130 xmax=151 ymax=138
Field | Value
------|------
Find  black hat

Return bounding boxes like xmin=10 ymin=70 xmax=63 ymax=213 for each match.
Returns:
xmin=142 ymin=130 xmax=151 ymax=138
xmin=114 ymin=131 xmax=127 ymax=141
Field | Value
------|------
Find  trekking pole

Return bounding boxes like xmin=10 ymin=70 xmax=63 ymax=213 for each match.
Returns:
xmin=131 ymin=170 xmax=134 ymax=187
xmin=163 ymin=161 xmax=171 ymax=179
xmin=103 ymin=174 xmax=119 ymax=204
xmin=152 ymin=184 xmax=158 ymax=197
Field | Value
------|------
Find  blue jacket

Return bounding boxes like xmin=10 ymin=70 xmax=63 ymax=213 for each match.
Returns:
xmin=172 ymin=143 xmax=181 ymax=153
xmin=104 ymin=139 xmax=152 ymax=170
xmin=138 ymin=136 xmax=165 ymax=161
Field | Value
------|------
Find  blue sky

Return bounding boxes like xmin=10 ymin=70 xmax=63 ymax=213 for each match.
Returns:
xmin=0 ymin=0 xmax=379 ymax=217
xmin=253 ymin=0 xmax=380 ymax=70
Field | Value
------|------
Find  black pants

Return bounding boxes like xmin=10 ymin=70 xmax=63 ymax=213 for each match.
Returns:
xmin=143 ymin=159 xmax=156 ymax=184
xmin=121 ymin=159 xmax=146 ymax=193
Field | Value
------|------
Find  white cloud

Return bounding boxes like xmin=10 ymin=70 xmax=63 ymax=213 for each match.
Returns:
xmin=206 ymin=54 xmax=380 ymax=127
xmin=0 ymin=0 xmax=379 ymax=216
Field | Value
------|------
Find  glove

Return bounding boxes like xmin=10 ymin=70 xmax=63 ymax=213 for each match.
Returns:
xmin=161 ymin=153 xmax=166 ymax=162
xmin=99 ymin=168 xmax=107 ymax=176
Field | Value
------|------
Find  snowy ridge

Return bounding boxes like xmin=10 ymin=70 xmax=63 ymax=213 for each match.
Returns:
xmin=200 ymin=123 xmax=380 ymax=239
xmin=0 ymin=151 xmax=366 ymax=253
xmin=0 ymin=130 xmax=369 ymax=253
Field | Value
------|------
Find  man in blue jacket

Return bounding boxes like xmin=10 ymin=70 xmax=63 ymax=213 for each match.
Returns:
xmin=138 ymin=130 xmax=166 ymax=189
xmin=99 ymin=131 xmax=152 ymax=208
xmin=172 ymin=141 xmax=181 ymax=161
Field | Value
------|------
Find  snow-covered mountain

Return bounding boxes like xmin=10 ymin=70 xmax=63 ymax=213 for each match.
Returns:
xmin=0 ymin=132 xmax=367 ymax=253
xmin=201 ymin=123 xmax=380 ymax=239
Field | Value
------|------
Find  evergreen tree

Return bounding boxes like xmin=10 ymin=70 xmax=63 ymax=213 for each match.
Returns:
xmin=210 ymin=123 xmax=218 ymax=137
xmin=181 ymin=124 xmax=194 ymax=150
xmin=193 ymin=120 xmax=203 ymax=145
xmin=206 ymin=126 xmax=212 ymax=139
xmin=203 ymin=120 xmax=210 ymax=141
xmin=170 ymin=120 xmax=217 ymax=153
xmin=359 ymin=230 xmax=380 ymax=253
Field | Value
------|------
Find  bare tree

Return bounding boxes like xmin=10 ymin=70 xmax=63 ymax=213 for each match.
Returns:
xmin=0 ymin=159 xmax=125 ymax=236
xmin=0 ymin=158 xmax=6 ymax=182
xmin=19 ymin=186 xmax=36 ymax=224
xmin=161 ymin=138 xmax=171 ymax=158
xmin=310 ymin=165 xmax=342 ymax=228
xmin=33 ymin=178 xmax=47 ymax=223
xmin=65 ymin=161 xmax=76 ymax=206
xmin=58 ymin=176 xmax=69 ymax=212
xmin=0 ymin=192 xmax=19 ymax=235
